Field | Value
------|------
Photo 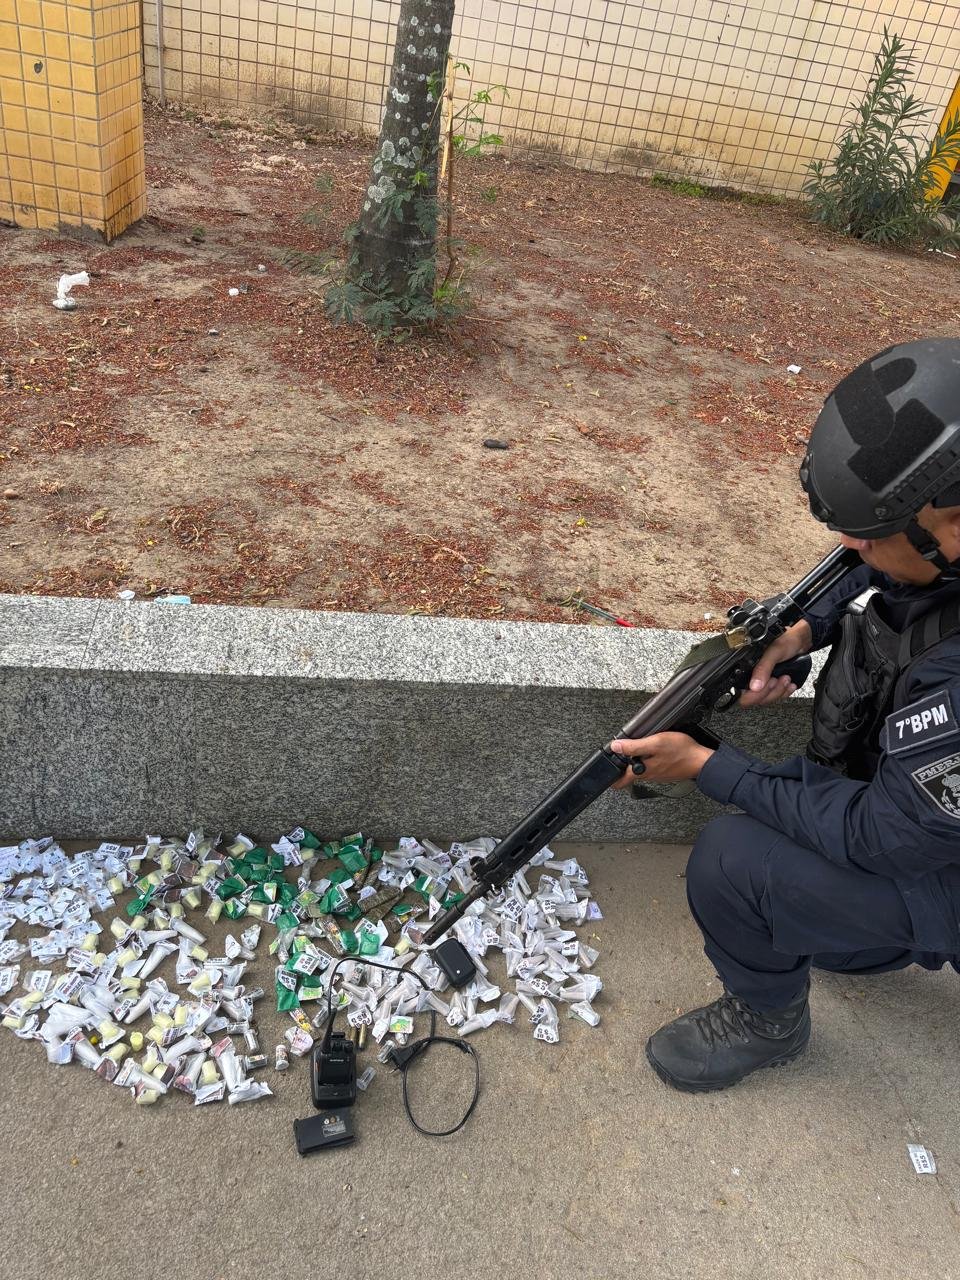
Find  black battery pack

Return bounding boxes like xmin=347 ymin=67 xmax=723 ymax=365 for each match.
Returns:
xmin=432 ymin=937 xmax=477 ymax=989
xmin=294 ymin=1109 xmax=356 ymax=1155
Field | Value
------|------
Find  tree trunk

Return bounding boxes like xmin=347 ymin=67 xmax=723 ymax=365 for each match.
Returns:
xmin=349 ymin=0 xmax=455 ymax=299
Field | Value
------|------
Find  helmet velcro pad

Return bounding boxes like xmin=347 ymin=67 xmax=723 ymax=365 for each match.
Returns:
xmin=835 ymin=356 xmax=945 ymax=491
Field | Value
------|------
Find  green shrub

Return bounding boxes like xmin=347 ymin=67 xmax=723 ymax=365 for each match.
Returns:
xmin=803 ymin=27 xmax=960 ymax=248
xmin=650 ymin=173 xmax=713 ymax=198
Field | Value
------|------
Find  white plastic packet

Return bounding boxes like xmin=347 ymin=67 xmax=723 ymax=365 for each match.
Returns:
xmin=53 ymin=271 xmax=90 ymax=310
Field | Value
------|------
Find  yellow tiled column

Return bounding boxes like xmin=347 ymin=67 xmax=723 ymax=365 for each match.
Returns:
xmin=0 ymin=0 xmax=146 ymax=240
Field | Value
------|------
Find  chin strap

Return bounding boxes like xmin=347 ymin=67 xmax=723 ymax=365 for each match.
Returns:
xmin=904 ymin=517 xmax=960 ymax=580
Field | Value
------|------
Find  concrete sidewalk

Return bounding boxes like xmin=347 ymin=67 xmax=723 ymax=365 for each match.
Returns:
xmin=1 ymin=841 xmax=958 ymax=1280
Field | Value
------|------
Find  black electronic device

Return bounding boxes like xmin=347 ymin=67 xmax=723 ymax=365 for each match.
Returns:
xmin=432 ymin=937 xmax=476 ymax=989
xmin=294 ymin=955 xmax=482 ymax=1151
xmin=310 ymin=1031 xmax=357 ymax=1110
xmin=294 ymin=1109 xmax=356 ymax=1155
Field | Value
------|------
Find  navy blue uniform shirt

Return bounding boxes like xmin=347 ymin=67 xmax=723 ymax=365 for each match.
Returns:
xmin=696 ymin=565 xmax=960 ymax=949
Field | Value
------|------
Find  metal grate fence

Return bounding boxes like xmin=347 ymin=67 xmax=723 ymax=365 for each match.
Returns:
xmin=141 ymin=0 xmax=960 ymax=194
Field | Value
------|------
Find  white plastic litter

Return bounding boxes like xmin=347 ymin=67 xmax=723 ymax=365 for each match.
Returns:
xmin=908 ymin=1143 xmax=936 ymax=1174
xmin=0 ymin=829 xmax=604 ymax=1109
xmin=569 ymin=1000 xmax=600 ymax=1027
xmin=786 ymin=364 xmax=802 ymax=375
xmin=357 ymin=1065 xmax=376 ymax=1090
xmin=53 ymin=271 xmax=90 ymax=311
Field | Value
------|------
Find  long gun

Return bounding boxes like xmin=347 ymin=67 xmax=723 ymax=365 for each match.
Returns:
xmin=423 ymin=545 xmax=860 ymax=946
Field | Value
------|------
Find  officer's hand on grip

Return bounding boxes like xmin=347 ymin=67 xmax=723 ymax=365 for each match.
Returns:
xmin=739 ymin=619 xmax=812 ymax=708
xmin=609 ymin=731 xmax=715 ymax=787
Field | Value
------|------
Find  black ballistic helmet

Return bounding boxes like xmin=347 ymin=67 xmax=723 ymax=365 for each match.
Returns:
xmin=800 ymin=339 xmax=960 ymax=574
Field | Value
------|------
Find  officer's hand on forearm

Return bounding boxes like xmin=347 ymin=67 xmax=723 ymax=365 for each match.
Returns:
xmin=609 ymin=732 xmax=714 ymax=788
xmin=738 ymin=619 xmax=813 ymax=708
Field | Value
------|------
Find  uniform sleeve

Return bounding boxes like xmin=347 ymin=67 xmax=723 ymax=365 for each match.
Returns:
xmin=800 ymin=563 xmax=882 ymax=651
xmin=697 ymin=659 xmax=960 ymax=880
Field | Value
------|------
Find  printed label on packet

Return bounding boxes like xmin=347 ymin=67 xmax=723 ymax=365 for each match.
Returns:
xmin=908 ymin=1144 xmax=937 ymax=1175
xmin=30 ymin=940 xmax=66 ymax=962
xmin=500 ymin=897 xmax=524 ymax=923
xmin=50 ymin=972 xmax=85 ymax=1000
xmin=285 ymin=1027 xmax=314 ymax=1056
xmin=289 ymin=1009 xmax=313 ymax=1034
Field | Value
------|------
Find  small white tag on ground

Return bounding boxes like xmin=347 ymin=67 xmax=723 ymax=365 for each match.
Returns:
xmin=907 ymin=1144 xmax=936 ymax=1175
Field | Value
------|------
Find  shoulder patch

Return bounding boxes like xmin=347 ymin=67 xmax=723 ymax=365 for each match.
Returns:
xmin=885 ymin=690 xmax=959 ymax=755
xmin=911 ymin=752 xmax=960 ymax=821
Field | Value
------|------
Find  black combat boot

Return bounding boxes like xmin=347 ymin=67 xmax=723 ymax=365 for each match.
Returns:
xmin=645 ymin=988 xmax=810 ymax=1093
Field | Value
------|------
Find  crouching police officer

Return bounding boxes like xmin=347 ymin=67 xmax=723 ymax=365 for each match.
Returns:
xmin=611 ymin=337 xmax=960 ymax=1093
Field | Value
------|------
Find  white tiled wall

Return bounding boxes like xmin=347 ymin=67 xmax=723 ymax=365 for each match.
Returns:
xmin=141 ymin=0 xmax=960 ymax=193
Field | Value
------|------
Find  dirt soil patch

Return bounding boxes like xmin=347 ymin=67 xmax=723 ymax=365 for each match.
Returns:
xmin=2 ymin=100 xmax=959 ymax=629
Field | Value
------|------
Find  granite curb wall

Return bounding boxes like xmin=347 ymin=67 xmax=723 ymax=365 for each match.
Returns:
xmin=0 ymin=593 xmax=820 ymax=842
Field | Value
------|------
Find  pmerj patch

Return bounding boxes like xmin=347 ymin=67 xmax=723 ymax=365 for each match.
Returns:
xmin=885 ymin=689 xmax=959 ymax=755
xmin=910 ymin=751 xmax=960 ymax=820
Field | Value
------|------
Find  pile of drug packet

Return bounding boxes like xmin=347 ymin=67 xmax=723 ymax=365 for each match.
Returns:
xmin=0 ymin=829 xmax=604 ymax=1107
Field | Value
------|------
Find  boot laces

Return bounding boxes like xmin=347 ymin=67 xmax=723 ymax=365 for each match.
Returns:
xmin=692 ymin=993 xmax=768 ymax=1049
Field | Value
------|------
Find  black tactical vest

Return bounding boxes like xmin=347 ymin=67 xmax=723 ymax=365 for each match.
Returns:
xmin=807 ymin=592 xmax=960 ymax=780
